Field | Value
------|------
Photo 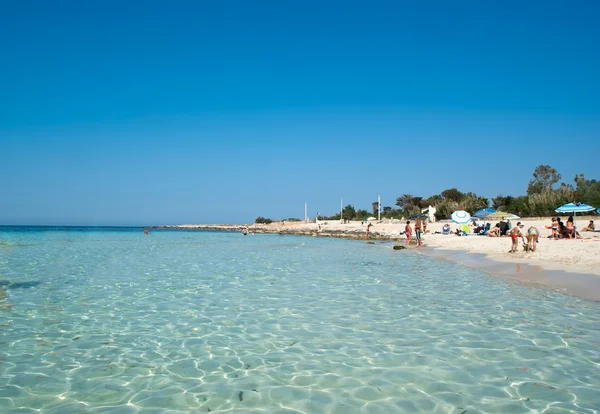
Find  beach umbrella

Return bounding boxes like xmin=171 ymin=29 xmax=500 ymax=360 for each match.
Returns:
xmin=485 ymin=211 xmax=520 ymax=221
xmin=555 ymin=202 xmax=595 ymax=234
xmin=451 ymin=210 xmax=471 ymax=224
xmin=473 ymin=208 xmax=496 ymax=219
xmin=408 ymin=213 xmax=428 ymax=220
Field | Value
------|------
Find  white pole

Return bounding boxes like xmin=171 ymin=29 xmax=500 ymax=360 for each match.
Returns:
xmin=305 ymin=202 xmax=307 ymax=223
xmin=340 ymin=198 xmax=343 ymax=221
xmin=378 ymin=194 xmax=381 ymax=221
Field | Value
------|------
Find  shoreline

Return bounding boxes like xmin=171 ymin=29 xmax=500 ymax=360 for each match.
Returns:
xmin=418 ymin=247 xmax=600 ymax=302
xmin=156 ymin=219 xmax=600 ymax=301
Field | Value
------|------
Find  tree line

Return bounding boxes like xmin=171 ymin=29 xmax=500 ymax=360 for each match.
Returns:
xmin=317 ymin=165 xmax=600 ymax=221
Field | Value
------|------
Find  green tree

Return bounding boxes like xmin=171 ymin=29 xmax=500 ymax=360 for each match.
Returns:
xmin=356 ymin=209 xmax=369 ymax=219
xmin=395 ymin=194 xmax=415 ymax=210
xmin=527 ymin=165 xmax=561 ymax=195
xmin=342 ymin=205 xmax=356 ymax=220
xmin=574 ymin=174 xmax=600 ymax=206
xmin=441 ymin=188 xmax=464 ymax=202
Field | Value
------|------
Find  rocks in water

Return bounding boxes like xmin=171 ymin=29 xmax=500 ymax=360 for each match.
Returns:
xmin=393 ymin=245 xmax=406 ymax=250
xmin=367 ymin=241 xmax=375 ymax=244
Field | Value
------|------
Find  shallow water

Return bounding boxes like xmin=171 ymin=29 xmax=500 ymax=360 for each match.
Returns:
xmin=1 ymin=227 xmax=599 ymax=413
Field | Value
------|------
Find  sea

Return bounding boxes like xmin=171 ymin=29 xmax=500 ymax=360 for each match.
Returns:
xmin=1 ymin=226 xmax=599 ymax=413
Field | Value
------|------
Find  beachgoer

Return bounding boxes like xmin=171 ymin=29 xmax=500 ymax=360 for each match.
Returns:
xmin=366 ymin=222 xmax=372 ymax=239
xmin=557 ymin=218 xmax=568 ymax=239
xmin=442 ymin=223 xmax=451 ymax=234
xmin=526 ymin=226 xmax=539 ymax=252
xmin=566 ymin=216 xmax=575 ymax=239
xmin=405 ymin=221 xmax=412 ymax=247
xmin=414 ymin=217 xmax=422 ymax=248
xmin=487 ymin=224 xmax=500 ymax=237
xmin=144 ymin=228 xmax=148 ymax=235
xmin=581 ymin=220 xmax=595 ymax=232
xmin=509 ymin=222 xmax=525 ymax=253
xmin=242 ymin=227 xmax=248 ymax=235
xmin=550 ymin=217 xmax=559 ymax=238
xmin=422 ymin=220 xmax=428 ymax=234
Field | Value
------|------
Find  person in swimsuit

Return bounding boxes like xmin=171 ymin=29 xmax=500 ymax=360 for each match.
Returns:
xmin=487 ymin=223 xmax=500 ymax=237
xmin=566 ymin=216 xmax=575 ymax=239
xmin=405 ymin=220 xmax=412 ymax=247
xmin=526 ymin=226 xmax=539 ymax=252
xmin=509 ymin=222 xmax=525 ymax=253
xmin=582 ymin=220 xmax=595 ymax=232
xmin=414 ymin=217 xmax=422 ymax=248
xmin=548 ymin=217 xmax=559 ymax=238
xmin=366 ymin=222 xmax=372 ymax=239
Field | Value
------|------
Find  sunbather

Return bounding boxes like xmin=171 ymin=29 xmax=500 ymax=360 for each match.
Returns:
xmin=487 ymin=224 xmax=500 ymax=237
xmin=581 ymin=220 xmax=595 ymax=232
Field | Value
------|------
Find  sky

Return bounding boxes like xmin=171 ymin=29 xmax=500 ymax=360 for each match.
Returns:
xmin=1 ymin=0 xmax=599 ymax=225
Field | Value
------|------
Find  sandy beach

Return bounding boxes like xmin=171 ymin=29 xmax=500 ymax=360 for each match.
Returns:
xmin=165 ymin=216 xmax=600 ymax=299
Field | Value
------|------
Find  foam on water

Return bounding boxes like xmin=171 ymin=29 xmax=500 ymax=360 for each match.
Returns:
xmin=0 ymin=227 xmax=599 ymax=413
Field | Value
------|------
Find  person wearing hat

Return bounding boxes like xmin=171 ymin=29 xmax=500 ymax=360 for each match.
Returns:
xmin=509 ymin=222 xmax=526 ymax=253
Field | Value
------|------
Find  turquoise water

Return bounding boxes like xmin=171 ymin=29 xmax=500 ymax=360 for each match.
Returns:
xmin=1 ymin=227 xmax=599 ymax=413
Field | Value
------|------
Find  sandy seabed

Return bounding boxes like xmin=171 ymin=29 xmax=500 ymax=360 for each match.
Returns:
xmin=166 ymin=216 xmax=600 ymax=300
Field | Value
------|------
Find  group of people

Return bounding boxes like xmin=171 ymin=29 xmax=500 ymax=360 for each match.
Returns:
xmin=508 ymin=222 xmax=539 ymax=253
xmin=404 ymin=217 xmax=424 ymax=248
xmin=546 ymin=216 xmax=590 ymax=239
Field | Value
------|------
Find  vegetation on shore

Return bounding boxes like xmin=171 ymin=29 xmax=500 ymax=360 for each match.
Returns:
xmin=257 ymin=165 xmax=599 ymax=223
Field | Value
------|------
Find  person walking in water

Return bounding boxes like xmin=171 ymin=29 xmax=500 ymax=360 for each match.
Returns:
xmin=405 ymin=220 xmax=412 ymax=247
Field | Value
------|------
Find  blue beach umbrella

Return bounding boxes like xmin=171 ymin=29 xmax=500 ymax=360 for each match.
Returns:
xmin=451 ymin=210 xmax=472 ymax=224
xmin=555 ymin=202 xmax=595 ymax=234
xmin=473 ymin=208 xmax=496 ymax=219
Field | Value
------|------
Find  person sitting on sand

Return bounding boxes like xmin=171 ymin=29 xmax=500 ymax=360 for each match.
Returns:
xmin=526 ymin=226 xmax=539 ymax=252
xmin=581 ymin=220 xmax=595 ymax=232
xmin=442 ymin=223 xmax=451 ymax=234
xmin=487 ymin=224 xmax=500 ymax=237
xmin=509 ymin=222 xmax=525 ymax=253
xmin=405 ymin=221 xmax=412 ymax=247
xmin=566 ymin=216 xmax=575 ymax=239
xmin=557 ymin=219 xmax=568 ymax=239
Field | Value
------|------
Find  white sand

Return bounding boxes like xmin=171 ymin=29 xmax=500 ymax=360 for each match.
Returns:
xmin=238 ymin=216 xmax=600 ymax=276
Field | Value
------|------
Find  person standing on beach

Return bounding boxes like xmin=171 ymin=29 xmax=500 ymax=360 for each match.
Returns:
xmin=366 ymin=222 xmax=372 ymax=239
xmin=405 ymin=221 xmax=412 ymax=247
xmin=509 ymin=222 xmax=525 ymax=253
xmin=526 ymin=226 xmax=539 ymax=252
xmin=414 ymin=217 xmax=422 ymax=248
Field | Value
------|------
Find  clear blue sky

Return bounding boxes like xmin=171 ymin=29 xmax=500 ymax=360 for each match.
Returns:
xmin=1 ymin=1 xmax=599 ymax=225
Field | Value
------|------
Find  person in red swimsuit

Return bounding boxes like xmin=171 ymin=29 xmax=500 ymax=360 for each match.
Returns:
xmin=509 ymin=222 xmax=525 ymax=253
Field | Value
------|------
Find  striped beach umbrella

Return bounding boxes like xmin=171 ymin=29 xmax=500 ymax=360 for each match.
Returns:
xmin=555 ymin=202 xmax=595 ymax=234
xmin=485 ymin=211 xmax=520 ymax=221
xmin=451 ymin=210 xmax=471 ymax=224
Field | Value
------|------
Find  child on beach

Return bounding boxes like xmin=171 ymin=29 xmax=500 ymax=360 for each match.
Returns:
xmin=405 ymin=221 xmax=412 ymax=247
xmin=509 ymin=222 xmax=525 ymax=253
